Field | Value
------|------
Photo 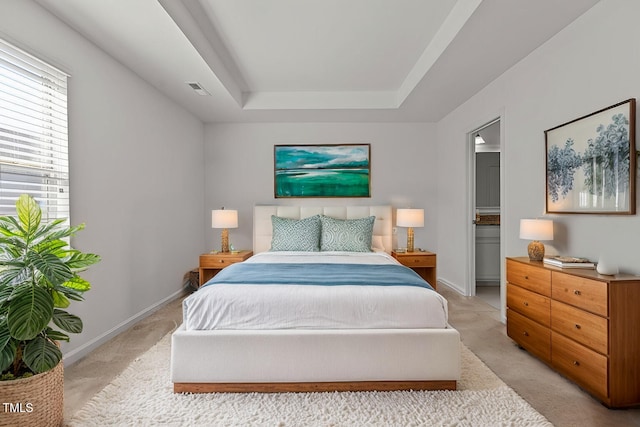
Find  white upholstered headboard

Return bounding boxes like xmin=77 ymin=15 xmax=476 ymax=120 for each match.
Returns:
xmin=253 ymin=205 xmax=393 ymax=254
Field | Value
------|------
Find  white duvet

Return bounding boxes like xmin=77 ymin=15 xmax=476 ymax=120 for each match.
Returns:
xmin=183 ymin=251 xmax=449 ymax=330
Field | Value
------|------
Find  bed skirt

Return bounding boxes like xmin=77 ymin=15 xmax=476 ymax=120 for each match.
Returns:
xmin=170 ymin=324 xmax=461 ymax=393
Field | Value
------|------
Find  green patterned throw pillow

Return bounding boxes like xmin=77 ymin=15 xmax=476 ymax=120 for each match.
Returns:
xmin=270 ymin=215 xmax=321 ymax=251
xmin=320 ymin=215 xmax=375 ymax=252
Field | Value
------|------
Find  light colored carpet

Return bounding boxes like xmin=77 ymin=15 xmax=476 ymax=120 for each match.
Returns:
xmin=65 ymin=334 xmax=552 ymax=426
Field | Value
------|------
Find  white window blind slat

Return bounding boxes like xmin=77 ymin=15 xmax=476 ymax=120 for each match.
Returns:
xmin=0 ymin=38 xmax=69 ymax=221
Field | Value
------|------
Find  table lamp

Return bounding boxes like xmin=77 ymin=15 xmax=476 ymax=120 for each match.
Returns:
xmin=519 ymin=219 xmax=553 ymax=261
xmin=212 ymin=208 xmax=238 ymax=253
xmin=397 ymin=208 xmax=424 ymax=252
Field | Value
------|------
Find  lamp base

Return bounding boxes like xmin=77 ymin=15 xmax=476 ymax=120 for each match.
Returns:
xmin=407 ymin=227 xmax=415 ymax=252
xmin=221 ymin=228 xmax=230 ymax=253
xmin=527 ymin=240 xmax=545 ymax=261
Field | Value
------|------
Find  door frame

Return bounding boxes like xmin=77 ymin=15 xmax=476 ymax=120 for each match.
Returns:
xmin=466 ymin=114 xmax=506 ymax=321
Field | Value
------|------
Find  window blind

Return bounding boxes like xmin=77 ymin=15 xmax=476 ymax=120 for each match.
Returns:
xmin=0 ymin=38 xmax=69 ymax=222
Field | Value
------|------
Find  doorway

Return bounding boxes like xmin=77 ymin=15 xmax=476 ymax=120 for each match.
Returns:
xmin=470 ymin=119 xmax=502 ymax=309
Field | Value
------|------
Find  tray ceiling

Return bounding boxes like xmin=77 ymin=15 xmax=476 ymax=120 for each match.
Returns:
xmin=34 ymin=0 xmax=599 ymax=123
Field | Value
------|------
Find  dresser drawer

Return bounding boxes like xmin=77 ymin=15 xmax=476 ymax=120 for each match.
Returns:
xmin=552 ymin=272 xmax=608 ymax=316
xmin=552 ymin=332 xmax=608 ymax=401
xmin=399 ymin=255 xmax=435 ymax=267
xmin=507 ymin=309 xmax=551 ymax=363
xmin=507 ymin=283 xmax=550 ymax=327
xmin=551 ymin=300 xmax=608 ymax=354
xmin=506 ymin=259 xmax=551 ymax=297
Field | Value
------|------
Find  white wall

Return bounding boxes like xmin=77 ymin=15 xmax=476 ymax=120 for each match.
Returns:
xmin=436 ymin=0 xmax=640 ymax=302
xmin=0 ymin=1 xmax=206 ymax=363
xmin=204 ymin=122 xmax=437 ymax=253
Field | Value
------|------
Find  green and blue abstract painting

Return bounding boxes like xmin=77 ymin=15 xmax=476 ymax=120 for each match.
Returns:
xmin=274 ymin=144 xmax=370 ymax=198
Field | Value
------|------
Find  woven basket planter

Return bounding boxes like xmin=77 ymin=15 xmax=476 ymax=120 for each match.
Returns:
xmin=0 ymin=361 xmax=64 ymax=427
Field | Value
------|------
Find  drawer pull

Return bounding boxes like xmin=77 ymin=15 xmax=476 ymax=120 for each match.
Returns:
xmin=573 ymin=360 xmax=580 ymax=366
xmin=524 ymin=275 xmax=529 ymax=280
xmin=523 ymin=301 xmax=529 ymax=306
xmin=574 ymin=324 xmax=581 ymax=330
xmin=219 ymin=260 xmax=225 ymax=263
xmin=523 ymin=331 xmax=529 ymax=337
xmin=574 ymin=289 xmax=581 ymax=295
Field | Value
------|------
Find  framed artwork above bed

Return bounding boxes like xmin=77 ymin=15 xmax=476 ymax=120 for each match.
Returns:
xmin=274 ymin=144 xmax=371 ymax=198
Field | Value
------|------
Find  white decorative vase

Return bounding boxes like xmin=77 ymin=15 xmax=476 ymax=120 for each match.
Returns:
xmin=596 ymin=256 xmax=618 ymax=276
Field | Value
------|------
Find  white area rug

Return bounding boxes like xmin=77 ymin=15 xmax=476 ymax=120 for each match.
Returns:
xmin=66 ymin=334 xmax=552 ymax=426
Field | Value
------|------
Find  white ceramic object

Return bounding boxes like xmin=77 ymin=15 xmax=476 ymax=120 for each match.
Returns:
xmin=596 ymin=256 xmax=619 ymax=275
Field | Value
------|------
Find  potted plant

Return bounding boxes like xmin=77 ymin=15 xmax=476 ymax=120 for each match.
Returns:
xmin=0 ymin=194 xmax=100 ymax=427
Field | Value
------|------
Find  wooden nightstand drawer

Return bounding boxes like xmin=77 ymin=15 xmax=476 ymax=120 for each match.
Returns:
xmin=551 ymin=300 xmax=607 ymax=354
xmin=399 ymin=255 xmax=435 ymax=267
xmin=506 ymin=259 xmax=551 ymax=297
xmin=507 ymin=309 xmax=550 ymax=363
xmin=200 ymin=255 xmax=241 ymax=268
xmin=552 ymin=332 xmax=608 ymax=401
xmin=552 ymin=272 xmax=607 ymax=316
xmin=507 ymin=283 xmax=550 ymax=327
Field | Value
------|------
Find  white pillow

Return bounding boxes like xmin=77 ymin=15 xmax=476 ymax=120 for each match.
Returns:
xmin=372 ymin=235 xmax=385 ymax=251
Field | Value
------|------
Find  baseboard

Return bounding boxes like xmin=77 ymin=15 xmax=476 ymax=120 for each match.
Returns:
xmin=438 ymin=278 xmax=465 ymax=295
xmin=476 ymin=279 xmax=500 ymax=286
xmin=62 ymin=288 xmax=186 ymax=366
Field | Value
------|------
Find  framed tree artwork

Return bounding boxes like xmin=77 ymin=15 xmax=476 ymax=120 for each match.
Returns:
xmin=545 ymin=98 xmax=636 ymax=214
xmin=274 ymin=144 xmax=371 ymax=198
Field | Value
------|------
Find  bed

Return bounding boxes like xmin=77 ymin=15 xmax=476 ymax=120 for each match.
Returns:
xmin=171 ymin=205 xmax=461 ymax=393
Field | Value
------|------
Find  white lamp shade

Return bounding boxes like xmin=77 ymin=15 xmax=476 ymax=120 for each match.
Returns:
xmin=397 ymin=209 xmax=424 ymax=228
xmin=212 ymin=209 xmax=238 ymax=229
xmin=519 ymin=219 xmax=553 ymax=241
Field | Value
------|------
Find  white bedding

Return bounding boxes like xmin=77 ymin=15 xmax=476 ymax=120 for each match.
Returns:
xmin=183 ymin=251 xmax=448 ymax=331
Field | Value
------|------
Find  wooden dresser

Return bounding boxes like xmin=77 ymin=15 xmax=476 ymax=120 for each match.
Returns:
xmin=506 ymin=257 xmax=640 ymax=408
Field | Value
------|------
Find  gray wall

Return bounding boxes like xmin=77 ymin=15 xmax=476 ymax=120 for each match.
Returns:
xmin=204 ymin=122 xmax=438 ymax=253
xmin=436 ymin=0 xmax=640 ymax=315
xmin=0 ymin=0 xmax=206 ymax=363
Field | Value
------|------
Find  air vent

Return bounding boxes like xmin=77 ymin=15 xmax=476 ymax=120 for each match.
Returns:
xmin=186 ymin=82 xmax=211 ymax=96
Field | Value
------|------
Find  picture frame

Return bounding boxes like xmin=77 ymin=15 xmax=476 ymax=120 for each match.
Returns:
xmin=274 ymin=144 xmax=371 ymax=198
xmin=545 ymin=98 xmax=636 ymax=214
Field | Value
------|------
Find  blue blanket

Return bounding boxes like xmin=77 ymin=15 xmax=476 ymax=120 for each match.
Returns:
xmin=204 ymin=262 xmax=434 ymax=290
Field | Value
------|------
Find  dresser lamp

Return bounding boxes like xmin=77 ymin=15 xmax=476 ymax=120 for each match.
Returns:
xmin=519 ymin=219 xmax=553 ymax=261
xmin=396 ymin=208 xmax=424 ymax=253
xmin=211 ymin=208 xmax=238 ymax=253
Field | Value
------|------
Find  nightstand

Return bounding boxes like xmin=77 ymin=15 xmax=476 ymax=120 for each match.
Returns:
xmin=199 ymin=250 xmax=253 ymax=287
xmin=391 ymin=250 xmax=437 ymax=290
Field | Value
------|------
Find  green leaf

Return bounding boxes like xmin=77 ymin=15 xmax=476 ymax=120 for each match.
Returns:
xmin=52 ymin=290 xmax=70 ymax=308
xmin=0 ymin=265 xmax=28 ymax=289
xmin=34 ymin=223 xmax=84 ymax=246
xmin=0 ymin=216 xmax=25 ymax=239
xmin=16 ymin=194 xmax=41 ymax=238
xmin=61 ymin=289 xmax=84 ymax=302
xmin=34 ymin=239 xmax=68 ymax=255
xmin=22 ymin=336 xmax=61 ymax=374
xmin=30 ymin=218 xmax=66 ymax=242
xmin=52 ymin=309 xmax=83 ymax=334
xmin=28 ymin=250 xmax=73 ymax=287
xmin=0 ymin=328 xmax=17 ymax=373
xmin=65 ymin=251 xmax=101 ymax=272
xmin=44 ymin=327 xmax=69 ymax=342
xmin=61 ymin=275 xmax=91 ymax=293
xmin=7 ymin=286 xmax=53 ymax=340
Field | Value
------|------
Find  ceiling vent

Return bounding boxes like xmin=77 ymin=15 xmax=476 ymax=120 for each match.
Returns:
xmin=186 ymin=82 xmax=211 ymax=96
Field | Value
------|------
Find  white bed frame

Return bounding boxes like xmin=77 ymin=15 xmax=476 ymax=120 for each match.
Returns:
xmin=171 ymin=205 xmax=461 ymax=393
